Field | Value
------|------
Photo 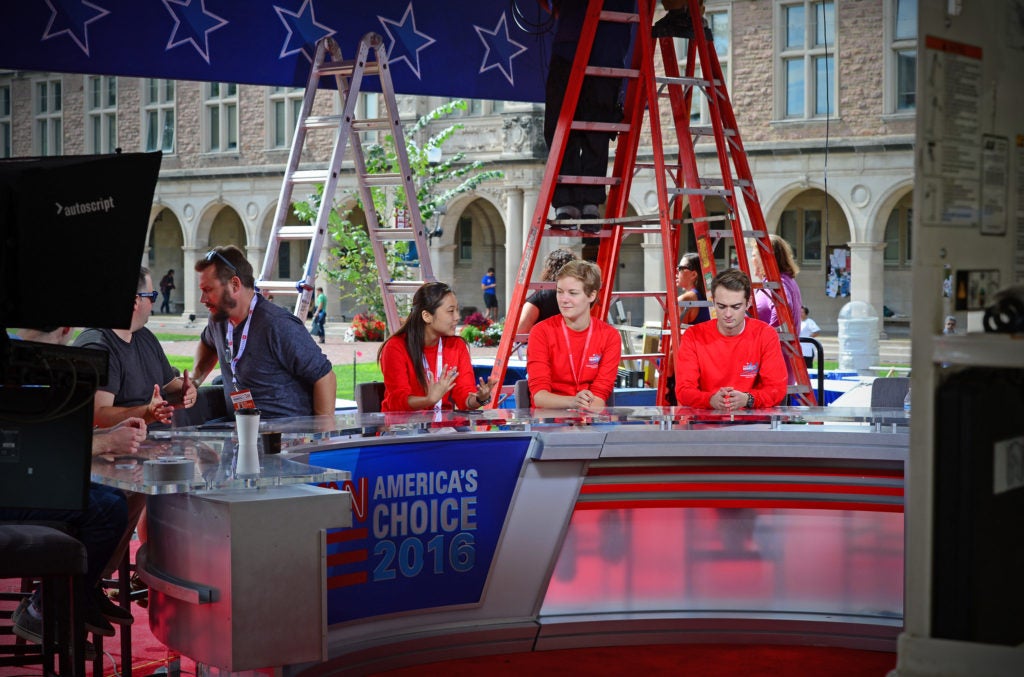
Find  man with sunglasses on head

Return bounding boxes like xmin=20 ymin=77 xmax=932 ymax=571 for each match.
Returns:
xmin=74 ymin=267 xmax=198 ymax=427
xmin=191 ymin=245 xmax=336 ymax=418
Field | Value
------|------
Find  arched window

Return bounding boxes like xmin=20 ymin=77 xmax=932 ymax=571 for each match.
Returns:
xmin=883 ymin=193 xmax=913 ymax=266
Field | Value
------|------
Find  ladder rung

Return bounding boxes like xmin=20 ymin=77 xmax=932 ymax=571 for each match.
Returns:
xmin=352 ymin=118 xmax=394 ymax=132
xmin=584 ymin=66 xmax=639 ymax=79
xmin=369 ymin=228 xmax=416 ymax=240
xmin=619 ymin=353 xmax=663 ymax=361
xmin=304 ymin=115 xmax=344 ymax=129
xmin=275 ymin=226 xmax=318 ymax=239
xmin=319 ymin=60 xmax=380 ymax=78
xmin=701 ymin=177 xmax=752 ymax=188
xmin=290 ymin=169 xmax=333 ymax=184
xmin=705 ymin=229 xmax=768 ymax=239
xmin=684 ymin=214 xmax=731 ymax=224
xmin=670 ymin=186 xmax=732 ymax=198
xmin=570 ymin=121 xmax=631 ymax=134
xmin=690 ymin=126 xmax=737 ymax=137
xmin=385 ymin=280 xmax=426 ymax=294
xmin=610 ymin=290 xmax=666 ymax=298
xmin=655 ymin=75 xmax=708 ymax=88
xmin=557 ymin=175 xmax=621 ymax=186
xmin=255 ymin=281 xmax=303 ymax=294
xmin=599 ymin=10 xmax=640 ymax=24
xmin=362 ymin=173 xmax=405 ymax=187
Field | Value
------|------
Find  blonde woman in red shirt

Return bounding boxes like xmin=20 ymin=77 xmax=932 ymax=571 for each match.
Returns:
xmin=378 ymin=282 xmax=496 ymax=412
xmin=527 ymin=260 xmax=621 ymax=411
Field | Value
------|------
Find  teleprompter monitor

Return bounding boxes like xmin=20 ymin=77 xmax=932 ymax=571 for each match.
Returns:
xmin=0 ymin=151 xmax=162 ymax=330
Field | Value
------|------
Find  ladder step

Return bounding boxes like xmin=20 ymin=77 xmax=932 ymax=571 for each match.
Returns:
xmin=707 ymin=228 xmax=768 ymax=239
xmin=701 ymin=177 xmax=752 ymax=188
xmin=655 ymin=75 xmax=709 ymax=88
xmin=558 ymin=174 xmax=621 ymax=186
xmin=304 ymin=115 xmax=344 ymax=130
xmin=619 ymin=353 xmax=664 ymax=361
xmin=610 ymin=290 xmax=666 ymax=299
xmin=275 ymin=225 xmax=318 ymax=239
xmin=570 ymin=121 xmax=631 ymax=134
xmin=369 ymin=227 xmax=417 ymax=240
xmin=352 ymin=118 xmax=395 ymax=132
xmin=255 ymin=280 xmax=303 ymax=294
xmin=318 ymin=59 xmax=380 ymax=78
xmin=362 ymin=173 xmax=405 ymax=187
xmin=599 ymin=10 xmax=641 ymax=24
xmin=584 ymin=65 xmax=640 ymax=79
xmin=385 ymin=280 xmax=426 ymax=294
xmin=290 ymin=169 xmax=334 ymax=184
xmin=669 ymin=186 xmax=732 ymax=198
xmin=689 ymin=126 xmax=737 ymax=137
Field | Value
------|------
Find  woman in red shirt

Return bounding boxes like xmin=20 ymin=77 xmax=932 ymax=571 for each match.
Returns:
xmin=378 ymin=282 xmax=496 ymax=412
xmin=527 ymin=260 xmax=620 ymax=411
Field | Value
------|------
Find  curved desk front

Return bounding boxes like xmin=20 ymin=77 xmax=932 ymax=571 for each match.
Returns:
xmin=105 ymin=408 xmax=906 ymax=675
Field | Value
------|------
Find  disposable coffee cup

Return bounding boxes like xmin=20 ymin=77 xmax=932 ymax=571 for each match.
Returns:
xmin=235 ymin=409 xmax=261 ymax=475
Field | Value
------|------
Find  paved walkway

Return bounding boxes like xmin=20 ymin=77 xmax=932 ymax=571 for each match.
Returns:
xmin=148 ymin=314 xmax=911 ymax=367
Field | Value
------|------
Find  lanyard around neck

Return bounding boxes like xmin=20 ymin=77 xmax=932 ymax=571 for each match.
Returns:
xmin=226 ymin=293 xmax=258 ymax=390
xmin=421 ymin=337 xmax=444 ymax=412
xmin=560 ymin=317 xmax=594 ymax=391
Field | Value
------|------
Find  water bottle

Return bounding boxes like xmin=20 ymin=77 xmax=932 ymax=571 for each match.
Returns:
xmin=903 ymin=386 xmax=911 ymax=413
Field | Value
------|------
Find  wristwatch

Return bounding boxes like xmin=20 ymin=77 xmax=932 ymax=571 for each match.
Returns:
xmin=745 ymin=393 xmax=755 ymax=409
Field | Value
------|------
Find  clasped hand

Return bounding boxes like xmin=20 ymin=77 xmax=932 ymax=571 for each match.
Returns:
xmin=711 ymin=386 xmax=747 ymax=411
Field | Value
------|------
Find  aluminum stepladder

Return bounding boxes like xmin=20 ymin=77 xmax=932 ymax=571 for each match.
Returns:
xmin=488 ymin=0 xmax=814 ymax=406
xmin=257 ymin=34 xmax=434 ymax=331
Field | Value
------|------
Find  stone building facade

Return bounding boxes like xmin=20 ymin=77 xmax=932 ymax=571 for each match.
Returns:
xmin=0 ymin=1 xmax=916 ymax=334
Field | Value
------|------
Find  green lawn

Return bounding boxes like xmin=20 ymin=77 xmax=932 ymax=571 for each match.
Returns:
xmin=166 ymin=354 xmax=382 ymax=400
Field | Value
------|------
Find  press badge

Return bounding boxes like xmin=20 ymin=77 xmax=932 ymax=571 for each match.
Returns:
xmin=230 ymin=389 xmax=257 ymax=410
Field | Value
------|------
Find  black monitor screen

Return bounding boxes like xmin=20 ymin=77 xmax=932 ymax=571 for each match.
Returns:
xmin=0 ymin=152 xmax=162 ymax=330
xmin=0 ymin=382 xmax=95 ymax=511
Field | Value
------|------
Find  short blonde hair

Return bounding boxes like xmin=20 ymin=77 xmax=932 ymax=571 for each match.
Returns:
xmin=556 ymin=259 xmax=602 ymax=298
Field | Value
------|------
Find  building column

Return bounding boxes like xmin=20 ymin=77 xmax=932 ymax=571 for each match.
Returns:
xmin=848 ymin=241 xmax=886 ymax=335
xmin=181 ymin=246 xmax=200 ymax=319
xmin=505 ymin=188 xmax=524 ymax=308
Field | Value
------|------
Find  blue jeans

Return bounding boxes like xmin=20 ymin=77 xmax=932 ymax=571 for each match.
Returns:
xmin=0 ymin=483 xmax=128 ymax=588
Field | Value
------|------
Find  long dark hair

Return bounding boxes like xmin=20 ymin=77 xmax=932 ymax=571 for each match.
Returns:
xmin=378 ymin=281 xmax=456 ymax=390
xmin=679 ymin=252 xmax=705 ymax=295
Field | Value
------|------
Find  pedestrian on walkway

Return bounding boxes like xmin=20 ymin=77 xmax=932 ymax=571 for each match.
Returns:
xmin=310 ymin=287 xmax=327 ymax=344
xmin=159 ymin=269 xmax=175 ymax=314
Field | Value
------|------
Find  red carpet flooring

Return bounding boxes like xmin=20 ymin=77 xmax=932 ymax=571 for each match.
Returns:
xmin=3 ymin=534 xmax=897 ymax=676
xmin=3 ymin=581 xmax=896 ymax=677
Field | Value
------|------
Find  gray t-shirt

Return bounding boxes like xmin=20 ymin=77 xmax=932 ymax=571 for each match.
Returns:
xmin=200 ymin=294 xmax=333 ymax=418
xmin=74 ymin=327 xmax=176 ymax=409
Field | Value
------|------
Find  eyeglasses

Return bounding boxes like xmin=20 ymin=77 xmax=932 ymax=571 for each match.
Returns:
xmin=137 ymin=291 xmax=159 ymax=303
xmin=677 ymin=265 xmax=694 ymax=272
xmin=205 ymin=249 xmax=238 ymax=274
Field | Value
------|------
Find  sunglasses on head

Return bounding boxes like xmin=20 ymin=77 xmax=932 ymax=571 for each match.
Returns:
xmin=205 ymin=249 xmax=238 ymax=273
xmin=137 ymin=291 xmax=159 ymax=303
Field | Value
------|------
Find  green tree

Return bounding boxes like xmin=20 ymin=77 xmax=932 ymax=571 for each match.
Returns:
xmin=293 ymin=100 xmax=504 ymax=324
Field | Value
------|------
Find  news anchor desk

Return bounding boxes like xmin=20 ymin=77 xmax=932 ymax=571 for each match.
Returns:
xmin=93 ymin=407 xmax=908 ymax=676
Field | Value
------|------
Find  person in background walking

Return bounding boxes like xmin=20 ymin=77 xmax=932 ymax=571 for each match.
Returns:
xmin=158 ymin=269 xmax=175 ymax=314
xmin=311 ymin=286 xmax=327 ymax=344
xmin=481 ymin=268 xmax=499 ymax=322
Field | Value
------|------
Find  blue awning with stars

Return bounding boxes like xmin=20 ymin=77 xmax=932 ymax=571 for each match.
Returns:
xmin=0 ymin=0 xmax=560 ymax=103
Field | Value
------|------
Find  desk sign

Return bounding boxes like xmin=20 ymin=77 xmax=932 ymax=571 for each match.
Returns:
xmin=311 ymin=436 xmax=531 ymax=624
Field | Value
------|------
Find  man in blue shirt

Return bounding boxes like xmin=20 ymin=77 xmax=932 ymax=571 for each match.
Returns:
xmin=481 ymin=267 xmax=499 ymax=321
